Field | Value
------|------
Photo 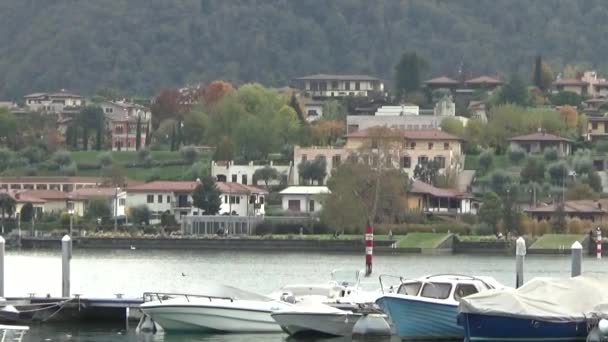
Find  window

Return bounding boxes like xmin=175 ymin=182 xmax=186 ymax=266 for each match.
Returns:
xmin=409 ymin=142 xmax=416 ymax=149
xmin=444 ymin=142 xmax=450 ymax=150
xmin=119 ymin=199 xmax=125 ymax=206
xmin=288 ymin=200 xmax=301 ymax=211
xmin=67 ymin=202 xmax=74 ymax=211
xmin=345 ymin=82 xmax=350 ymax=90
xmin=398 ymin=282 xmax=422 ymax=296
xmin=331 ymin=81 xmax=338 ymax=89
xmin=231 ymin=174 xmax=237 ymax=183
xmin=158 ymin=195 xmax=163 ymax=203
xmin=236 ymin=196 xmax=240 ymax=204
xmin=307 ymin=109 xmax=318 ymax=116
xmin=242 ymin=174 xmax=247 ymax=185
xmin=454 ymin=284 xmax=479 ymax=302
xmin=347 ymin=124 xmax=359 ymax=133
xmin=332 ymin=155 xmax=341 ymax=167
xmin=418 ymin=156 xmax=428 ymax=165
xmin=167 ymin=195 xmax=171 ymax=203
xmin=593 ymin=122 xmax=599 ymax=130
xmin=401 ymin=156 xmax=411 ymax=168
xmin=259 ymin=196 xmax=264 ymax=204
xmin=224 ymin=195 xmax=228 ymax=204
xmin=229 ymin=196 xmax=240 ymax=204
xmin=371 ymin=139 xmax=378 ymax=149
xmin=371 ymin=155 xmax=379 ymax=167
xmin=355 ymin=82 xmax=361 ymax=90
xmin=420 ymin=282 xmax=452 ymax=300
xmin=434 ymin=156 xmax=446 ymax=168
xmin=348 ymin=154 xmax=358 ymax=164
xmin=301 ymin=155 xmax=307 ymax=162
xmin=428 ymin=143 xmax=434 ymax=150
xmin=249 ymin=195 xmax=256 ymax=204
xmin=147 ymin=195 xmax=154 ymax=203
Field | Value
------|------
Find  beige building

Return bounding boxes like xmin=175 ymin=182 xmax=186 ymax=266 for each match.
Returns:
xmin=587 ymin=117 xmax=608 ymax=142
xmin=23 ymin=91 xmax=84 ymax=114
xmin=293 ymin=128 xmax=464 ymax=185
xmin=508 ymin=132 xmax=573 ymax=156
xmin=294 ymin=74 xmax=384 ymax=98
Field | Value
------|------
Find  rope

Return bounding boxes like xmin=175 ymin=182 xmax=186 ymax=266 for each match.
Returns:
xmin=41 ymin=299 xmax=74 ymax=322
xmin=16 ymin=299 xmax=72 ymax=313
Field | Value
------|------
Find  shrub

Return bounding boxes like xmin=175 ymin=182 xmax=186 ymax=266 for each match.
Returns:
xmin=180 ymin=146 xmax=199 ymax=164
xmin=52 ymin=150 xmax=72 ymax=167
xmin=145 ymin=169 xmax=161 ymax=182
xmin=478 ymin=150 xmax=494 ymax=174
xmin=507 ymin=146 xmax=526 ymax=165
xmin=60 ymin=162 xmax=78 ymax=176
xmin=473 ymin=223 xmax=495 ymax=236
xmin=137 ymin=149 xmax=151 ymax=163
xmin=130 ymin=205 xmax=151 ymax=225
xmin=543 ymin=147 xmax=559 ymax=162
xmin=160 ymin=210 xmax=177 ymax=226
xmin=97 ymin=152 xmax=113 ymax=168
xmin=460 ymin=213 xmax=478 ymax=225
xmin=19 ymin=146 xmax=45 ymax=164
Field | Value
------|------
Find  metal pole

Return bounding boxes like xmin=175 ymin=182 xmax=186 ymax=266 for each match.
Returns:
xmin=69 ymin=213 xmax=73 ymax=236
xmin=515 ymin=237 xmax=526 ymax=288
xmin=114 ymin=187 xmax=119 ymax=232
xmin=571 ymin=241 xmax=582 ymax=277
xmin=0 ymin=236 xmax=5 ymax=297
xmin=597 ymin=227 xmax=603 ymax=260
xmin=62 ymin=235 xmax=72 ymax=298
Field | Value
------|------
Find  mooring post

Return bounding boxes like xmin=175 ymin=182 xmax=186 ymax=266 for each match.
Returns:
xmin=0 ymin=236 xmax=5 ymax=298
xmin=515 ymin=237 xmax=526 ymax=288
xmin=571 ymin=241 xmax=582 ymax=277
xmin=61 ymin=235 xmax=72 ymax=298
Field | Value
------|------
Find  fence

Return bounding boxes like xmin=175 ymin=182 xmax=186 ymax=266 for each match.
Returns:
xmin=181 ymin=215 xmax=315 ymax=236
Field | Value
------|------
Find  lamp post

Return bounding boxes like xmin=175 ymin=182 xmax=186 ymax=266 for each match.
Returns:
xmin=17 ymin=211 xmax=21 ymax=241
xmin=114 ymin=187 xmax=120 ymax=232
xmin=68 ymin=208 xmax=74 ymax=236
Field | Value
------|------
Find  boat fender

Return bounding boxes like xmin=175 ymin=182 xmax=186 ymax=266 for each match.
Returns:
xmin=352 ymin=313 xmax=392 ymax=340
xmin=600 ymin=319 xmax=608 ymax=336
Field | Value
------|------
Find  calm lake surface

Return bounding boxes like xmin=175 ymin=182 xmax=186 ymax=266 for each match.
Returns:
xmin=6 ymin=249 xmax=606 ymax=341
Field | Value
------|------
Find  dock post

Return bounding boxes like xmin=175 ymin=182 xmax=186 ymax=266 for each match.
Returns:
xmin=0 ymin=236 xmax=5 ymax=298
xmin=61 ymin=235 xmax=72 ymax=298
xmin=571 ymin=241 xmax=582 ymax=277
xmin=515 ymin=237 xmax=526 ymax=288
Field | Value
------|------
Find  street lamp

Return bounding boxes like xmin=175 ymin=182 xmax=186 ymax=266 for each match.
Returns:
xmin=68 ymin=207 xmax=74 ymax=236
xmin=114 ymin=187 xmax=120 ymax=232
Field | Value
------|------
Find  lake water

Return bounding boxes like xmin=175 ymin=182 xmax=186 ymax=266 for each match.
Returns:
xmin=6 ymin=249 xmax=607 ymax=341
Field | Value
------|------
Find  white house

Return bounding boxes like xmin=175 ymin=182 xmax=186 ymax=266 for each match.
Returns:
xmin=23 ymin=91 xmax=84 ymax=114
xmin=294 ymin=74 xmax=384 ymax=98
xmin=211 ymin=161 xmax=293 ymax=186
xmin=126 ymin=181 xmax=267 ymax=223
xmin=279 ymin=186 xmax=330 ymax=213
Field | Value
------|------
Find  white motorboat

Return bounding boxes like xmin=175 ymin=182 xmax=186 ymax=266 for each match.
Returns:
xmin=271 ymin=303 xmax=362 ymax=337
xmin=139 ymin=284 xmax=292 ymax=333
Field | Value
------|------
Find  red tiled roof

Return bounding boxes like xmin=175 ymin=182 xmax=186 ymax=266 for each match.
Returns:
xmin=553 ymin=78 xmax=587 ymax=86
xmin=127 ymin=181 xmax=198 ymax=192
xmin=0 ymin=190 xmax=46 ymax=204
xmin=0 ymin=176 xmax=101 ymax=184
xmin=347 ymin=127 xmax=462 ymax=141
xmin=424 ymin=76 xmax=460 ymax=85
xmin=509 ymin=132 xmax=572 ymax=142
xmin=465 ymin=76 xmax=503 ymax=85
xmin=410 ymin=180 xmax=472 ymax=198
xmin=295 ymin=74 xmax=380 ymax=81
xmin=525 ymin=200 xmax=606 ymax=214
xmin=587 ymin=116 xmax=608 ymax=122
xmin=18 ymin=190 xmax=78 ymax=201
xmin=71 ymin=187 xmax=120 ymax=199
xmin=216 ymin=182 xmax=268 ymax=194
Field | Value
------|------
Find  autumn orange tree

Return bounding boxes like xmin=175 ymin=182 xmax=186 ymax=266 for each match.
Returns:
xmin=203 ymin=80 xmax=234 ymax=108
xmin=312 ymin=120 xmax=345 ymax=145
xmin=559 ymin=105 xmax=578 ymax=130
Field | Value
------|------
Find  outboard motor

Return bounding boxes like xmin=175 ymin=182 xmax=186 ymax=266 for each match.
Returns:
xmin=279 ymin=292 xmax=296 ymax=304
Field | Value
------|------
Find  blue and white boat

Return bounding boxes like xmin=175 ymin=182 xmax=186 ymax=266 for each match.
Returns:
xmin=375 ymin=274 xmax=504 ymax=340
xmin=458 ymin=275 xmax=608 ymax=342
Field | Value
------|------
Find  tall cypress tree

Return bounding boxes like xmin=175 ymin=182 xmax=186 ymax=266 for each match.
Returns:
xmin=135 ymin=115 xmax=142 ymax=151
xmin=170 ymin=124 xmax=176 ymax=151
xmin=533 ymin=55 xmax=543 ymax=90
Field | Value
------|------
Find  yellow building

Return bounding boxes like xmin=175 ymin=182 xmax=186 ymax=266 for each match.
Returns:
xmin=587 ymin=117 xmax=608 ymax=142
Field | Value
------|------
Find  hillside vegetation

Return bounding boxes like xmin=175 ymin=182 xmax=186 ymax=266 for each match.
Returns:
xmin=2 ymin=0 xmax=608 ymax=98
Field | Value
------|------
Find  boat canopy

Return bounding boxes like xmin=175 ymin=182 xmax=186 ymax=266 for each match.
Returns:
xmin=459 ymin=274 xmax=608 ymax=322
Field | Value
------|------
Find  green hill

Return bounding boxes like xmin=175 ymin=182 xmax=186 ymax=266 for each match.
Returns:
xmin=1 ymin=1 xmax=608 ymax=98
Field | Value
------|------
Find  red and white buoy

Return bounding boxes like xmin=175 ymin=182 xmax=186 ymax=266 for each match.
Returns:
xmin=365 ymin=222 xmax=374 ymax=276
xmin=597 ymin=228 xmax=603 ymax=260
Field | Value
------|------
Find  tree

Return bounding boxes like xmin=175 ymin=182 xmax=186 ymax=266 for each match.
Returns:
xmin=394 ymin=52 xmax=428 ymax=99
xmin=312 ymin=120 xmax=345 ymax=145
xmin=553 ymin=201 xmax=567 ymax=233
xmin=566 ymin=183 xmax=598 ymax=200
xmin=0 ymin=108 xmax=17 ymax=147
xmin=497 ymin=76 xmax=528 ymax=106
xmin=298 ymin=156 xmax=327 ymax=185
xmin=488 ymin=170 xmax=513 ymax=195
xmin=135 ymin=115 xmax=142 ymax=151
xmin=532 ymin=56 xmax=554 ymax=91
xmin=180 ymin=145 xmax=199 ymax=164
xmin=440 ymin=117 xmax=464 ymax=138
xmin=550 ymin=91 xmax=584 ymax=106
xmin=413 ymin=160 xmax=440 ymax=185
xmin=479 ymin=192 xmax=503 ymax=233
xmin=520 ymin=157 xmax=546 ymax=184
xmin=507 ymin=145 xmax=526 ymax=165
xmin=548 ymin=161 xmax=569 ymax=186
xmin=213 ymin=136 xmax=234 ymax=161
xmin=97 ymin=152 xmax=113 ymax=169
xmin=160 ymin=210 xmax=177 ymax=226
xmin=151 ymin=89 xmax=184 ymax=129
xmin=502 ymin=187 xmax=522 ymax=234
xmin=544 ymin=147 xmax=559 ymax=161
xmin=129 ymin=205 xmax=151 ymax=225
xmin=478 ymin=150 xmax=494 ymax=174
xmin=192 ymin=177 xmax=222 ymax=215
xmin=559 ymin=105 xmax=578 ymax=129
xmin=87 ymin=198 xmax=112 ymax=220
xmin=52 ymin=150 xmax=72 ymax=168
xmin=203 ymin=80 xmax=234 ymax=108
xmin=253 ymin=166 xmax=279 ymax=188
xmin=20 ymin=202 xmax=34 ymax=223
xmin=584 ymin=171 xmax=602 ymax=191
xmin=322 ymin=100 xmax=348 ymax=121
xmin=79 ymin=105 xmax=105 ymax=151
xmin=0 ymin=193 xmax=16 ymax=232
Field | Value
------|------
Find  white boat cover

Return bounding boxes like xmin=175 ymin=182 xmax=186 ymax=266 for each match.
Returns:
xmin=459 ymin=274 xmax=608 ymax=322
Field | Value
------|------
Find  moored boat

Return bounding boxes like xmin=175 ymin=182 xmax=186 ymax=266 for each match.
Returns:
xmin=458 ymin=274 xmax=608 ymax=342
xmin=271 ymin=303 xmax=362 ymax=337
xmin=375 ymin=274 xmax=503 ymax=340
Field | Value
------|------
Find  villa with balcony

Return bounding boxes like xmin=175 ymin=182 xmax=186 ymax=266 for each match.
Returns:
xmin=294 ymin=74 xmax=384 ymax=98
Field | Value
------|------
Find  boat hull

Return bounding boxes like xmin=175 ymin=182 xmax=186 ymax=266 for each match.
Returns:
xmin=376 ymin=295 xmax=461 ymax=339
xmin=271 ymin=311 xmax=359 ymax=337
xmin=141 ymin=304 xmax=283 ymax=333
xmin=459 ymin=313 xmax=589 ymax=342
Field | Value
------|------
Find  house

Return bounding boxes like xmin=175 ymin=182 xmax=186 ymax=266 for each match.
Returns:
xmin=71 ymin=187 xmax=126 ymax=219
xmin=346 ymin=104 xmax=441 ymax=134
xmin=1 ymin=190 xmax=45 ymax=219
xmin=101 ymin=101 xmax=152 ymax=151
xmin=298 ymin=96 xmax=325 ymax=122
xmin=14 ymin=190 xmax=86 ymax=216
xmin=23 ymin=91 xmax=84 ymax=114
xmin=586 ymin=117 xmax=608 ymax=142
xmin=424 ymin=75 xmax=503 ymax=93
xmin=125 ymin=181 xmax=267 ymax=223
xmin=553 ymin=78 xmax=588 ymax=96
xmin=423 ymin=76 xmax=461 ymax=91
xmin=525 ymin=200 xmax=607 ymax=222
xmin=211 ymin=160 xmax=292 ymax=186
xmin=464 ymin=76 xmax=503 ymax=90
xmin=279 ymin=186 xmax=330 ymax=213
xmin=0 ymin=176 xmax=102 ymax=192
xmin=293 ymin=128 xmax=464 ymax=185
xmin=294 ymin=74 xmax=384 ymax=98
xmin=407 ymin=180 xmax=475 ymax=214
xmin=508 ymin=132 xmax=573 ymax=156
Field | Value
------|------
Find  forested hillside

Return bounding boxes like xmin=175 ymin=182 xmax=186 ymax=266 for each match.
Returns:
xmin=1 ymin=0 xmax=608 ymax=98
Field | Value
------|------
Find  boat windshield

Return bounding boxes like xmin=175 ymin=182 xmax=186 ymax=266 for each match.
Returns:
xmin=397 ymin=281 xmax=422 ymax=296
xmin=453 ymin=283 xmax=479 ymax=302
xmin=331 ymin=269 xmax=360 ymax=287
xmin=420 ymin=282 xmax=452 ymax=300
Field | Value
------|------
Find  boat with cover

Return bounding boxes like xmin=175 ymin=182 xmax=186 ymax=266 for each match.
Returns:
xmin=458 ymin=274 xmax=608 ymax=342
xmin=375 ymin=274 xmax=504 ymax=340
xmin=271 ymin=302 xmax=364 ymax=337
xmin=139 ymin=284 xmax=292 ymax=333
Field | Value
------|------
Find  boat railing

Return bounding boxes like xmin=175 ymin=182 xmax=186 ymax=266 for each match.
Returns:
xmin=378 ymin=274 xmax=407 ymax=294
xmin=142 ymin=292 xmax=235 ymax=304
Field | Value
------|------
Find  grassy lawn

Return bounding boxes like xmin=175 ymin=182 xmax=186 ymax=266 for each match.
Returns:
xmin=396 ymin=233 xmax=448 ymax=248
xmin=71 ymin=150 xmax=184 ymax=164
xmin=456 ymin=235 xmax=500 ymax=241
xmin=530 ymin=234 xmax=585 ymax=249
xmin=464 ymin=154 xmax=508 ymax=171
xmin=266 ymin=234 xmax=396 ymax=241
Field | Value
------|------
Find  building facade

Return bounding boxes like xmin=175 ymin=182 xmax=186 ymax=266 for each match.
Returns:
xmin=279 ymin=186 xmax=330 ymax=213
xmin=211 ymin=161 xmax=293 ymax=186
xmin=23 ymin=91 xmax=84 ymax=114
xmin=294 ymin=74 xmax=384 ymax=98
xmin=101 ymin=101 xmax=152 ymax=151
xmin=508 ymin=132 xmax=573 ymax=156
xmin=0 ymin=176 xmax=102 ymax=192
xmin=587 ymin=117 xmax=608 ymax=142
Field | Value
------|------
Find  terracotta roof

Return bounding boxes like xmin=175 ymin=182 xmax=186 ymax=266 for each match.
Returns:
xmin=0 ymin=176 xmax=101 ymax=184
xmin=17 ymin=190 xmax=80 ymax=201
xmin=594 ymin=81 xmax=608 ymax=88
xmin=215 ymin=182 xmax=268 ymax=195
xmin=295 ymin=74 xmax=380 ymax=81
xmin=424 ymin=76 xmax=460 ymax=85
xmin=347 ymin=127 xmax=462 ymax=141
xmin=587 ymin=116 xmax=608 ymax=122
xmin=0 ymin=190 xmax=45 ymax=204
xmin=465 ymin=76 xmax=503 ymax=85
xmin=525 ymin=200 xmax=606 ymax=214
xmin=127 ymin=181 xmax=198 ymax=193
xmin=410 ymin=180 xmax=472 ymax=198
xmin=509 ymin=132 xmax=572 ymax=142
xmin=71 ymin=187 xmax=121 ymax=199
xmin=553 ymin=78 xmax=588 ymax=86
